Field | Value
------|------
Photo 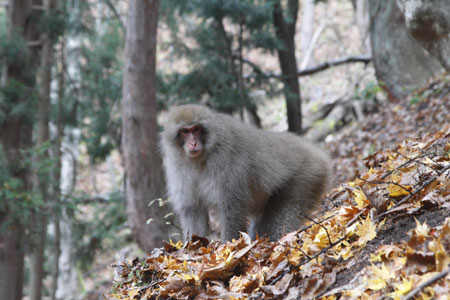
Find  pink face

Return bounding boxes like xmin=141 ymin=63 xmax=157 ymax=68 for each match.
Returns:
xmin=179 ymin=125 xmax=203 ymax=158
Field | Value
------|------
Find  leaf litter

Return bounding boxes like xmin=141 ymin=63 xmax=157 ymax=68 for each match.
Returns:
xmin=108 ymin=76 xmax=450 ymax=299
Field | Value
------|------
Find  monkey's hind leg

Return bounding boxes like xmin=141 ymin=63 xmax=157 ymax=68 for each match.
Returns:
xmin=254 ymin=183 xmax=323 ymax=241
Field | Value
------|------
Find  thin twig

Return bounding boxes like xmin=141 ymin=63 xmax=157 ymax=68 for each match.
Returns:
xmin=381 ymin=153 xmax=430 ymax=179
xmin=271 ymin=234 xmax=347 ymax=286
xmin=296 ymin=212 xmax=337 ymax=233
xmin=358 ymin=176 xmax=412 ymax=195
xmin=277 ymin=241 xmax=311 ymax=260
xmin=346 ymin=208 xmax=368 ymax=227
xmin=402 ymin=267 xmax=450 ymax=300
xmin=395 ymin=151 xmax=439 ymax=173
xmin=379 ymin=163 xmax=450 ymax=218
xmin=299 ymin=235 xmax=348 ymax=267
xmin=101 ymin=0 xmax=125 ymax=31
xmin=300 ymin=214 xmax=333 ymax=245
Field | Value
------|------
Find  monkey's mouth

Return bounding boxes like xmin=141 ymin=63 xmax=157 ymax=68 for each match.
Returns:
xmin=188 ymin=150 xmax=202 ymax=158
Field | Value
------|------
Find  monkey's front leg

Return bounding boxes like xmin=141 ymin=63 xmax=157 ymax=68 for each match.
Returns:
xmin=178 ymin=205 xmax=210 ymax=241
xmin=219 ymin=199 xmax=249 ymax=242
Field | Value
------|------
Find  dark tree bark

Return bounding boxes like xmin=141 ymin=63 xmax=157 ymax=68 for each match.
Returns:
xmin=29 ymin=1 xmax=57 ymax=299
xmin=397 ymin=0 xmax=450 ymax=71
xmin=0 ymin=0 xmax=41 ymax=299
xmin=273 ymin=0 xmax=302 ymax=134
xmin=369 ymin=0 xmax=442 ymax=99
xmin=122 ymin=0 xmax=171 ymax=251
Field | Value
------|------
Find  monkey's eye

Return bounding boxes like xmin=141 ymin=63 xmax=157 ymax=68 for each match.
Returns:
xmin=192 ymin=126 xmax=201 ymax=133
xmin=180 ymin=128 xmax=189 ymax=135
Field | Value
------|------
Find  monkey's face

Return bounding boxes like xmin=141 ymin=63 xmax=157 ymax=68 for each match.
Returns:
xmin=178 ymin=124 xmax=204 ymax=158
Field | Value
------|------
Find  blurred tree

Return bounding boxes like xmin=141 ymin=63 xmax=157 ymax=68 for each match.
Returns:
xmin=397 ymin=0 xmax=450 ymax=72
xmin=51 ymin=1 xmax=127 ymax=297
xmin=272 ymin=0 xmax=302 ymax=133
xmin=369 ymin=0 xmax=442 ymax=99
xmin=350 ymin=0 xmax=371 ymax=54
xmin=300 ymin=0 xmax=316 ymax=67
xmin=160 ymin=0 xmax=281 ymax=127
xmin=122 ymin=0 xmax=173 ymax=251
xmin=161 ymin=0 xmax=307 ymax=132
xmin=78 ymin=16 xmax=123 ymax=163
xmin=0 ymin=0 xmax=41 ymax=299
xmin=50 ymin=38 xmax=65 ymax=300
xmin=29 ymin=1 xmax=60 ymax=300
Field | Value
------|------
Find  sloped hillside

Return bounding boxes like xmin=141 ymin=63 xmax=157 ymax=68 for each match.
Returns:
xmin=108 ymin=76 xmax=450 ymax=300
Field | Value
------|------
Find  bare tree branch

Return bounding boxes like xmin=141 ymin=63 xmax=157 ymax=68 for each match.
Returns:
xmin=80 ymin=197 xmax=109 ymax=204
xmin=101 ymin=0 xmax=125 ymax=31
xmin=245 ymin=55 xmax=372 ymax=79
xmin=28 ymin=40 xmax=43 ymax=47
xmin=296 ymin=55 xmax=372 ymax=76
xmin=32 ymin=5 xmax=45 ymax=10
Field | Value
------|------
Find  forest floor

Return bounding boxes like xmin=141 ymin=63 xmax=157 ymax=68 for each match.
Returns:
xmin=327 ymin=73 xmax=450 ymax=185
xmin=106 ymin=75 xmax=450 ymax=300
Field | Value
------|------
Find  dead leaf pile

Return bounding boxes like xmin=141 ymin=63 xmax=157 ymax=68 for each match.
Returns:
xmin=326 ymin=217 xmax=450 ymax=299
xmin=108 ymin=124 xmax=449 ymax=299
xmin=328 ymin=74 xmax=450 ymax=184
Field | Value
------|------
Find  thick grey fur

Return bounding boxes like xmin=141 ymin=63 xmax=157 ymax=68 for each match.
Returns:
xmin=160 ymin=105 xmax=331 ymax=242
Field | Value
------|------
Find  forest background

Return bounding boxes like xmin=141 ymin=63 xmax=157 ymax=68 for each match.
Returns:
xmin=0 ymin=0 xmax=448 ymax=299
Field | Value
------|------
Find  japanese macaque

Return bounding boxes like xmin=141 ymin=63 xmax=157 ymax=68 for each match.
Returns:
xmin=160 ymin=105 xmax=331 ymax=242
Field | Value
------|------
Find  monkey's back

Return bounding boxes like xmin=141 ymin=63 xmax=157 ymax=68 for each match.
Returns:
xmin=206 ymin=112 xmax=331 ymax=195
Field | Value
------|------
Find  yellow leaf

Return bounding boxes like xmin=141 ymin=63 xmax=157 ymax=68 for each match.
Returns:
xmin=433 ymin=239 xmax=450 ymax=271
xmin=393 ymin=256 xmax=407 ymax=267
xmin=352 ymin=188 xmax=368 ymax=209
xmin=168 ymin=239 xmax=183 ymax=249
xmin=345 ymin=222 xmax=358 ymax=236
xmin=347 ymin=181 xmax=357 ymax=188
xmin=370 ymin=252 xmax=382 ymax=263
xmin=302 ymin=237 xmax=320 ymax=254
xmin=387 ymin=183 xmax=411 ymax=197
xmin=391 ymin=277 xmax=413 ymax=295
xmin=420 ymin=287 xmax=435 ymax=300
xmin=287 ymin=247 xmax=303 ymax=265
xmin=399 ymin=165 xmax=416 ymax=172
xmin=366 ymin=276 xmax=387 ymax=291
xmin=367 ymin=167 xmax=376 ymax=175
xmin=127 ymin=287 xmax=140 ymax=299
xmin=313 ymin=227 xmax=330 ymax=248
xmin=369 ymin=263 xmax=395 ymax=280
xmin=414 ymin=218 xmax=429 ymax=237
xmin=355 ymin=217 xmax=377 ymax=247
xmin=177 ymin=272 xmax=200 ymax=282
xmin=340 ymin=244 xmax=354 ymax=260
xmin=366 ymin=263 xmax=395 ymax=291
xmin=377 ymin=218 xmax=386 ymax=231
xmin=423 ymin=157 xmax=435 ymax=166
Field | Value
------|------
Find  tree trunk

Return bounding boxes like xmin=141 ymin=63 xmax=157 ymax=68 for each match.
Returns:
xmin=273 ymin=0 xmax=302 ymax=134
xmin=50 ymin=39 xmax=65 ymax=300
xmin=355 ymin=0 xmax=371 ymax=53
xmin=0 ymin=0 xmax=41 ymax=299
xmin=122 ymin=0 xmax=171 ymax=251
xmin=397 ymin=0 xmax=450 ymax=71
xmin=369 ymin=0 xmax=442 ymax=99
xmin=300 ymin=0 xmax=315 ymax=67
xmin=29 ymin=1 xmax=57 ymax=299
